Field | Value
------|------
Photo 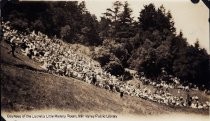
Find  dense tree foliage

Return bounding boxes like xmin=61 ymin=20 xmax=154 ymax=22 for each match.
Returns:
xmin=139 ymin=4 xmax=175 ymax=33
xmin=98 ymin=1 xmax=209 ymax=88
xmin=2 ymin=1 xmax=210 ymax=89
xmin=2 ymin=1 xmax=101 ymax=45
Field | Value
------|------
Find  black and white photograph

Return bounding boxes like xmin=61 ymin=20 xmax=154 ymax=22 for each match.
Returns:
xmin=1 ymin=0 xmax=210 ymax=121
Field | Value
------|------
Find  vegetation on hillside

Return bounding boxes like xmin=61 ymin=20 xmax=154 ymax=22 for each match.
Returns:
xmin=2 ymin=1 xmax=210 ymax=89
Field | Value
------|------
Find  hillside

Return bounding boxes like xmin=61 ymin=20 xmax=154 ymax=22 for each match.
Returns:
xmin=1 ymin=39 xmax=209 ymax=116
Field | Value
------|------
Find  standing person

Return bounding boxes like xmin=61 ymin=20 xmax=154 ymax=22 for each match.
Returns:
xmin=186 ymin=93 xmax=192 ymax=107
xmin=91 ymin=74 xmax=97 ymax=85
xmin=8 ymin=42 xmax=17 ymax=57
xmin=120 ymin=86 xmax=124 ymax=98
xmin=109 ymin=84 xmax=114 ymax=91
xmin=120 ymin=91 xmax=124 ymax=98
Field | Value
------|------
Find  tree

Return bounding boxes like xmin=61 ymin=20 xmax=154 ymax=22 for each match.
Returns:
xmin=194 ymin=40 xmax=200 ymax=49
xmin=80 ymin=12 xmax=101 ymax=45
xmin=78 ymin=1 xmax=87 ymax=14
xmin=104 ymin=61 xmax=124 ymax=76
xmin=117 ymin=1 xmax=134 ymax=38
xmin=92 ymin=47 xmax=112 ymax=66
xmin=32 ymin=19 xmax=45 ymax=32
xmin=102 ymin=1 xmax=123 ymax=38
xmin=98 ymin=17 xmax=111 ymax=38
xmin=106 ymin=1 xmax=123 ymax=23
xmin=60 ymin=25 xmax=72 ymax=42
xmin=128 ymin=39 xmax=159 ymax=78
xmin=138 ymin=4 xmax=156 ymax=31
xmin=138 ymin=4 xmax=175 ymax=33
xmin=155 ymin=40 xmax=173 ymax=73
xmin=92 ymin=46 xmax=124 ymax=76
xmin=171 ymin=34 xmax=210 ymax=89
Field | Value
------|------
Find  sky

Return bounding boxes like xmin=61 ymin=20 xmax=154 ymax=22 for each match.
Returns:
xmin=84 ymin=0 xmax=209 ymax=53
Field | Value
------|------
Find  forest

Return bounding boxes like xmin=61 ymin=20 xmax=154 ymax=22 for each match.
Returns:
xmin=2 ymin=1 xmax=210 ymax=89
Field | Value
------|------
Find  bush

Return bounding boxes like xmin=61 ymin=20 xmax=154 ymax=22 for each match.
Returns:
xmin=104 ymin=61 xmax=124 ymax=76
xmin=92 ymin=47 xmax=111 ymax=66
xmin=123 ymin=71 xmax=133 ymax=81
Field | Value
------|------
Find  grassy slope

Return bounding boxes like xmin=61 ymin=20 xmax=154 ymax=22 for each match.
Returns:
xmin=0 ymin=41 xmax=209 ymax=115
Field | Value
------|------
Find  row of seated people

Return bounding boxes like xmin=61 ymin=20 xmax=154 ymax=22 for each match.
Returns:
xmin=2 ymin=21 xmax=210 ymax=109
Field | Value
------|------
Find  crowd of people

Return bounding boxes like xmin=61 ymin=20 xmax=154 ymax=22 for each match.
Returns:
xmin=2 ymin=21 xmax=210 ymax=110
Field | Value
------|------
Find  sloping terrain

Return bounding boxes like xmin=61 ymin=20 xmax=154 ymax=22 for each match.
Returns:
xmin=0 ymin=41 xmax=209 ymax=115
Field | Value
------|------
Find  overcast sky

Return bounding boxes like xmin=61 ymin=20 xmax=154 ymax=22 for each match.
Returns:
xmin=84 ymin=0 xmax=209 ymax=53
